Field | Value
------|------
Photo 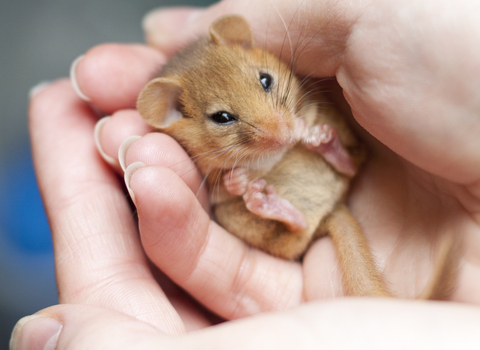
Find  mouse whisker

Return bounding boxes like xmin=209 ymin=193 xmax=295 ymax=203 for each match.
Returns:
xmin=280 ymin=24 xmax=307 ymax=109
xmin=207 ymin=138 xmax=249 ymax=168
xmin=190 ymin=139 xmax=247 ymax=163
xmin=195 ymin=168 xmax=211 ymax=200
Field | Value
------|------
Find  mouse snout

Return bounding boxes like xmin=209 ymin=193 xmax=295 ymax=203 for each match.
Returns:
xmin=258 ymin=114 xmax=295 ymax=150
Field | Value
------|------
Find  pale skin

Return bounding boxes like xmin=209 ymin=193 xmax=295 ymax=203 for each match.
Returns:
xmin=11 ymin=0 xmax=480 ymax=348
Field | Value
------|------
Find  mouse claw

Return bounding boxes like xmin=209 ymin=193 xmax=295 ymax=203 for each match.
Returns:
xmin=243 ymin=180 xmax=307 ymax=232
xmin=303 ymin=124 xmax=357 ymax=177
xmin=223 ymin=167 xmax=250 ymax=196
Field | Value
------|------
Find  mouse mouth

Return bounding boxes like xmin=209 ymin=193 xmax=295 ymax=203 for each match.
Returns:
xmin=241 ymin=131 xmax=293 ymax=169
xmin=258 ymin=137 xmax=291 ymax=153
xmin=256 ymin=119 xmax=295 ymax=152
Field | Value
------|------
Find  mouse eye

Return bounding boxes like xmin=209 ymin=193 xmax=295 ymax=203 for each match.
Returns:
xmin=209 ymin=111 xmax=237 ymax=124
xmin=259 ymin=73 xmax=273 ymax=92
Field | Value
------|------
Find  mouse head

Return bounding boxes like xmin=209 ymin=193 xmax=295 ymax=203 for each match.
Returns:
xmin=137 ymin=15 xmax=302 ymax=171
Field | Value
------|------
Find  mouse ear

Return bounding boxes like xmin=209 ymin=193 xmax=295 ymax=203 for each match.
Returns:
xmin=209 ymin=15 xmax=253 ymax=49
xmin=137 ymin=77 xmax=183 ymax=129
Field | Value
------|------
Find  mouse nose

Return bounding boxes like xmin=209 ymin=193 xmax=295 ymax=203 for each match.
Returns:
xmin=260 ymin=113 xmax=294 ymax=150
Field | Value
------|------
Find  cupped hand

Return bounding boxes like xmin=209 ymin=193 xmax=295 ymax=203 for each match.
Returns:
xmin=29 ymin=77 xmax=216 ymax=334
xmin=26 ymin=0 xmax=480 ymax=344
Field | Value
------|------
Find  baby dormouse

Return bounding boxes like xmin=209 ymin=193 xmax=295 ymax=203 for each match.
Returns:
xmin=137 ymin=15 xmax=457 ymax=298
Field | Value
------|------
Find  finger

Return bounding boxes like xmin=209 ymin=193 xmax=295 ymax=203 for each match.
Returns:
xmin=151 ymin=268 xmax=214 ymax=331
xmin=12 ymin=300 xmax=480 ymax=350
xmin=303 ymin=237 xmax=344 ymax=299
xmin=336 ymin=1 xmax=480 ymax=184
xmin=94 ymin=110 xmax=152 ymax=171
xmin=72 ymin=43 xmax=165 ymax=113
xmin=29 ymin=80 xmax=184 ymax=333
xmin=120 ymin=132 xmax=209 ymax=211
xmin=11 ymin=305 xmax=164 ymax=350
xmin=127 ymin=164 xmax=304 ymax=320
xmin=142 ymin=1 xmax=369 ymax=77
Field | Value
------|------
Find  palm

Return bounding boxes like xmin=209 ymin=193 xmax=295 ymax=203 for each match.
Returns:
xmin=340 ymin=142 xmax=478 ymax=302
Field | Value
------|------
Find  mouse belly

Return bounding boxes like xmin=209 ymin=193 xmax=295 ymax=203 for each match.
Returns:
xmin=214 ymin=145 xmax=350 ymax=259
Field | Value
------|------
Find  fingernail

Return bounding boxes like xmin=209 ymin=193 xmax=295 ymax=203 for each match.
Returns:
xmin=70 ymin=55 xmax=91 ymax=101
xmin=118 ymin=135 xmax=142 ymax=172
xmin=10 ymin=315 xmax=62 ymax=350
xmin=29 ymin=81 xmax=51 ymax=99
xmin=94 ymin=117 xmax=118 ymax=167
xmin=124 ymin=162 xmax=146 ymax=205
xmin=142 ymin=8 xmax=202 ymax=48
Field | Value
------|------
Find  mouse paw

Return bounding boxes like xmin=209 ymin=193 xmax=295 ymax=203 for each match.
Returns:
xmin=243 ymin=180 xmax=308 ymax=232
xmin=303 ymin=124 xmax=357 ymax=177
xmin=293 ymin=117 xmax=309 ymax=143
xmin=223 ymin=167 xmax=249 ymax=196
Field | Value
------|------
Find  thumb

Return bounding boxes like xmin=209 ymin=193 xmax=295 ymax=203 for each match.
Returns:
xmin=11 ymin=300 xmax=480 ymax=350
xmin=10 ymin=305 xmax=166 ymax=350
xmin=141 ymin=0 xmax=368 ymax=77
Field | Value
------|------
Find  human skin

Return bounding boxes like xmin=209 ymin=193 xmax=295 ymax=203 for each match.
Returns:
xmin=12 ymin=0 xmax=480 ymax=348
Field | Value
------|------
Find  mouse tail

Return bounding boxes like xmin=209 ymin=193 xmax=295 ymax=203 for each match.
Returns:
xmin=325 ymin=204 xmax=392 ymax=297
xmin=417 ymin=232 xmax=461 ymax=300
xmin=326 ymin=205 xmax=461 ymax=300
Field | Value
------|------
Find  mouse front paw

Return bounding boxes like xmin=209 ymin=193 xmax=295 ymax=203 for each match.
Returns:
xmin=223 ymin=167 xmax=250 ymax=196
xmin=303 ymin=124 xmax=357 ymax=177
xmin=293 ymin=117 xmax=309 ymax=143
xmin=243 ymin=179 xmax=307 ymax=232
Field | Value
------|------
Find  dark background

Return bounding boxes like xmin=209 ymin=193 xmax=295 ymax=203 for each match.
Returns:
xmin=0 ymin=0 xmax=213 ymax=347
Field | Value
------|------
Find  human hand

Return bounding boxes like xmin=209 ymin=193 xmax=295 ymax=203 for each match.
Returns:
xmin=15 ymin=0 xmax=480 ymax=348
xmin=28 ymin=72 xmax=212 ymax=334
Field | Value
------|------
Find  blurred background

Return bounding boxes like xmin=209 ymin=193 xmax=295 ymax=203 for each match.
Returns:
xmin=0 ymin=0 xmax=213 ymax=347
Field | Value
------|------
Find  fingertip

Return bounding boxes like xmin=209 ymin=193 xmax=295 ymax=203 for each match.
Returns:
xmin=77 ymin=43 xmax=166 ymax=113
xmin=117 ymin=132 xmax=209 ymax=209
xmin=119 ymin=135 xmax=143 ymax=172
xmin=70 ymin=55 xmax=91 ymax=102
xmin=124 ymin=161 xmax=147 ymax=205
xmin=29 ymin=78 xmax=92 ymax=138
xmin=94 ymin=116 xmax=118 ymax=167
xmin=10 ymin=315 xmax=62 ymax=350
xmin=28 ymin=81 xmax=52 ymax=100
xmin=94 ymin=109 xmax=152 ymax=173
xmin=12 ymin=305 xmax=177 ymax=349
